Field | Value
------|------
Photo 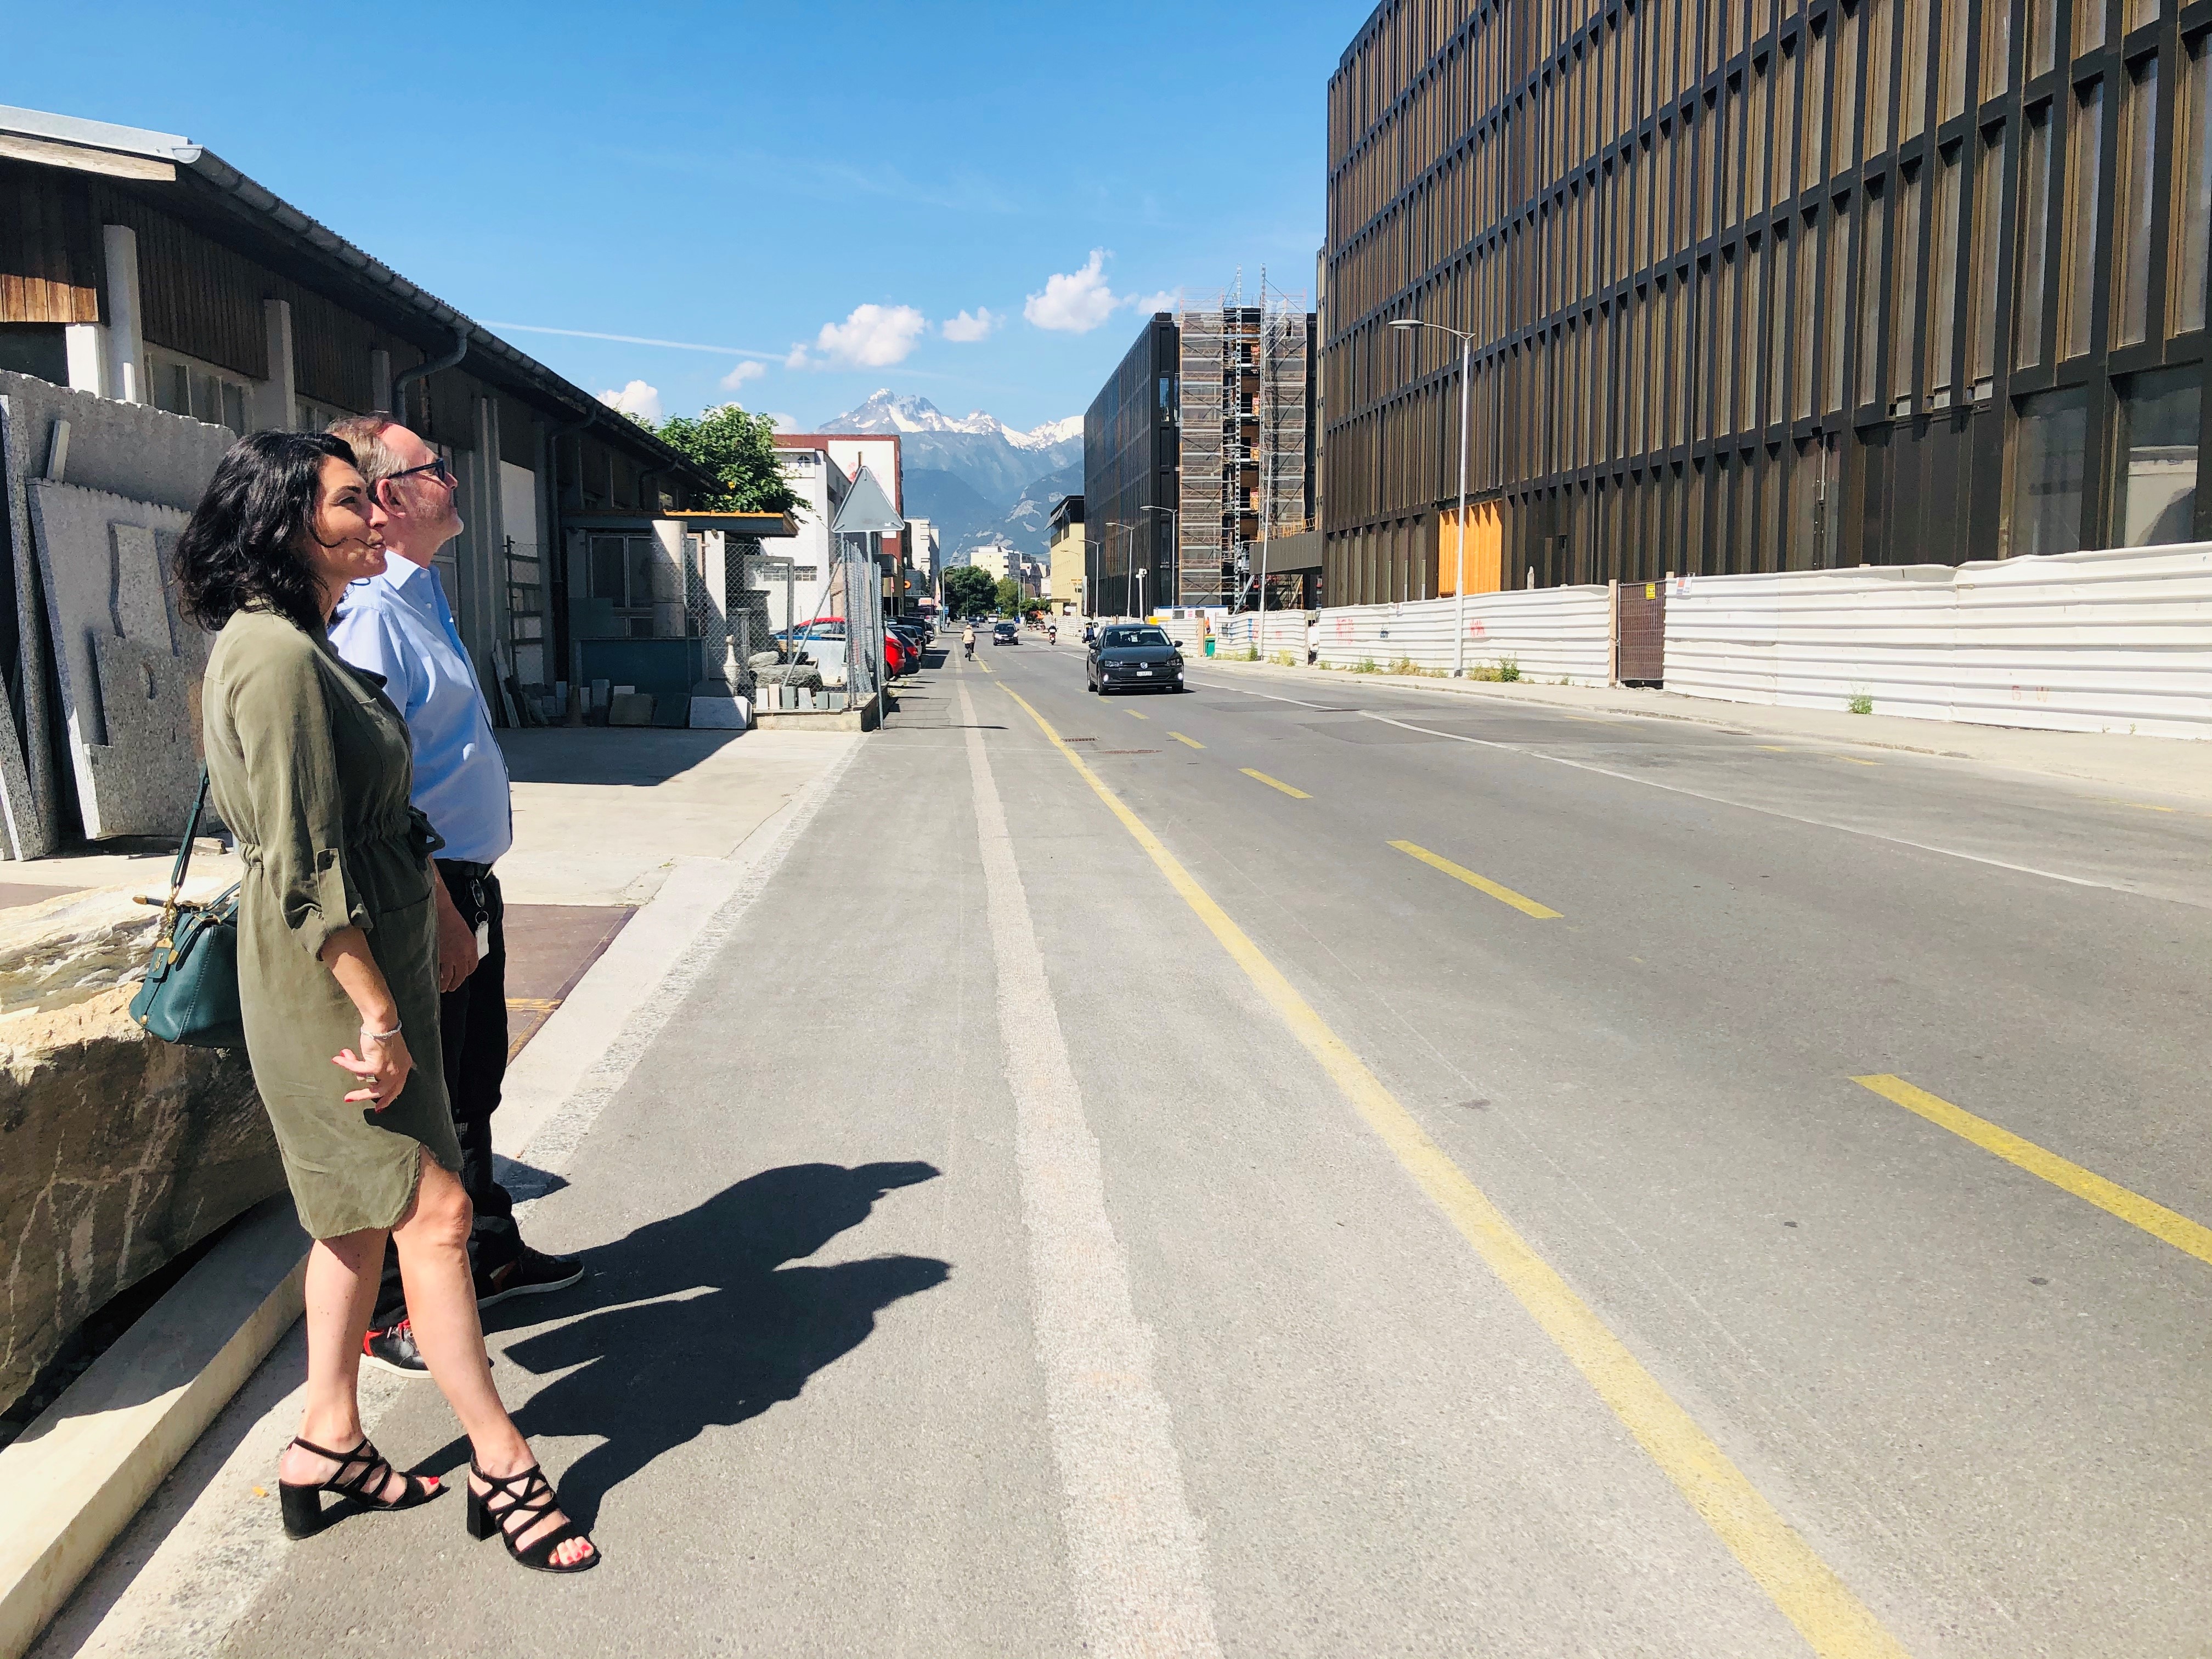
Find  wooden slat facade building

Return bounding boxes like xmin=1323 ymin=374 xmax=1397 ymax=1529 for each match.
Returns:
xmin=0 ymin=105 xmax=708 ymax=707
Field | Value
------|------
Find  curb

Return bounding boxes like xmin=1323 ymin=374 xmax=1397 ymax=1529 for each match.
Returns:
xmin=0 ymin=1197 xmax=307 ymax=1659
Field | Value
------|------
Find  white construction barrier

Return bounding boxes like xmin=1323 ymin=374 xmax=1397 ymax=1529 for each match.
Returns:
xmin=1310 ymin=589 xmax=1613 ymax=684
xmin=1214 ymin=613 xmax=1312 ymax=658
xmin=1664 ymin=543 xmax=2212 ymax=739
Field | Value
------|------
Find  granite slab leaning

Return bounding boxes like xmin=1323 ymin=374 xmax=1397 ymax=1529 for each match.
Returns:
xmin=0 ymin=375 xmax=233 ymax=860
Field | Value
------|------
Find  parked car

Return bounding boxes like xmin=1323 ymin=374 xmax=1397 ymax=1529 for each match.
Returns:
xmin=1087 ymin=624 xmax=1184 ymax=694
xmin=992 ymin=621 xmax=1020 ymax=646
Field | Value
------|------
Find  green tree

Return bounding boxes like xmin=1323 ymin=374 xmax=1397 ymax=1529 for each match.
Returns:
xmin=993 ymin=577 xmax=1022 ymax=616
xmin=942 ymin=565 xmax=996 ymax=617
xmin=653 ymin=403 xmax=803 ymax=518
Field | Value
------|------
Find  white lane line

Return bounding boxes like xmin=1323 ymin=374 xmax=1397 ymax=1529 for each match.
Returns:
xmin=1189 ymin=678 xmax=2176 ymax=905
xmin=958 ymin=680 xmax=1222 ymax=1658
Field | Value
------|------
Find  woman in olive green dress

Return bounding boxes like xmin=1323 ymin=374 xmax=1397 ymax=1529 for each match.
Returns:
xmin=178 ymin=432 xmax=596 ymax=1573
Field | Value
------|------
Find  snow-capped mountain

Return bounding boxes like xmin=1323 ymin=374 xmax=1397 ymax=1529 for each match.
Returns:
xmin=822 ymin=390 xmax=1083 ymax=533
xmin=823 ymin=390 xmax=1077 ymax=450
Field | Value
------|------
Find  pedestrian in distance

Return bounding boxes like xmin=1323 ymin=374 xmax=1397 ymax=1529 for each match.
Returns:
xmin=178 ymin=431 xmax=597 ymax=1572
xmin=325 ymin=414 xmax=583 ymax=1385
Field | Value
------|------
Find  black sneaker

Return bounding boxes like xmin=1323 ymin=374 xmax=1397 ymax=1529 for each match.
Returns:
xmin=475 ymin=1246 xmax=585 ymax=1308
xmin=362 ymin=1318 xmax=429 ymax=1378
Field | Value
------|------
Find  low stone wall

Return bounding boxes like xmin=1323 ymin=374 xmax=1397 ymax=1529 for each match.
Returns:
xmin=0 ymin=889 xmax=281 ymax=1415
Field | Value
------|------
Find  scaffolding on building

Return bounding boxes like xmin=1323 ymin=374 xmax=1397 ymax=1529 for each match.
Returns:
xmin=1173 ymin=274 xmax=1308 ymax=611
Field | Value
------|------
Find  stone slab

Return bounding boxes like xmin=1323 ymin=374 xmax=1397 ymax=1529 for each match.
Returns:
xmin=0 ymin=376 xmax=233 ymax=860
xmin=0 ymin=974 xmax=280 ymax=1418
xmin=687 ymin=695 xmax=750 ymax=730
xmin=26 ymin=482 xmax=206 ymax=840
xmin=0 ymin=1195 xmax=306 ymax=1659
xmin=607 ymin=692 xmax=655 ymax=727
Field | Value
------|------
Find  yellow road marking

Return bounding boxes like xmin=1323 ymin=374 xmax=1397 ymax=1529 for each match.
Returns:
xmin=975 ymin=658 xmax=994 ymax=674
xmin=1240 ymin=768 xmax=1310 ymax=798
xmin=1828 ymin=755 xmax=1881 ymax=766
xmin=1127 ymin=709 xmax=1150 ymax=720
xmin=1756 ymin=745 xmax=1795 ymax=753
xmin=1169 ymin=731 xmax=1205 ymax=748
xmin=506 ymin=997 xmax=560 ymax=1013
xmin=1389 ymin=840 xmax=1562 ymax=919
xmin=2094 ymin=797 xmax=2178 ymax=813
xmin=1853 ymin=1074 xmax=2212 ymax=1267
xmin=997 ymin=681 xmax=1909 ymax=1659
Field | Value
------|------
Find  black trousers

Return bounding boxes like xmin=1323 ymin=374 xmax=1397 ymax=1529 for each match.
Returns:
xmin=371 ymin=861 xmax=518 ymax=1329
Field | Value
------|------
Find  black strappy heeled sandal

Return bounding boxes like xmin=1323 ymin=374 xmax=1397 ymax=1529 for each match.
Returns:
xmin=466 ymin=1460 xmax=600 ymax=1573
xmin=278 ymin=1435 xmax=443 ymax=1538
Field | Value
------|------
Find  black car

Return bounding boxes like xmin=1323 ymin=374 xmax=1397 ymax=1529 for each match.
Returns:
xmin=992 ymin=621 xmax=1020 ymax=645
xmin=1087 ymin=624 xmax=1185 ymax=694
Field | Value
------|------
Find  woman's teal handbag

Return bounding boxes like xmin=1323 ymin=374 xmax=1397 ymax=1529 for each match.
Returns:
xmin=129 ymin=770 xmax=244 ymax=1048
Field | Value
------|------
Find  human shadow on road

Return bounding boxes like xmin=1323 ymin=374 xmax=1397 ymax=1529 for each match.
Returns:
xmin=470 ymin=1160 xmax=947 ymax=1527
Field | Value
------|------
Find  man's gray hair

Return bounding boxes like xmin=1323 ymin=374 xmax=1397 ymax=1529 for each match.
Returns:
xmin=325 ymin=412 xmax=405 ymax=491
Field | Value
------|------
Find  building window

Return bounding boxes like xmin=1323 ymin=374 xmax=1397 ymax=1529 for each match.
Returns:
xmin=1902 ymin=0 xmax=1931 ymax=139
xmin=2017 ymin=105 xmax=2054 ymax=365
xmin=2030 ymin=0 xmax=2059 ymax=77
xmin=1891 ymin=165 xmax=1924 ymax=412
xmin=1983 ymin=0 xmax=2012 ymax=101
xmin=1970 ymin=125 xmax=2007 ymax=388
xmin=1928 ymin=147 xmax=1962 ymax=402
xmin=1827 ymin=195 xmax=1854 ymax=411
xmin=2059 ymin=78 xmax=2103 ymax=359
xmin=148 ymin=349 xmax=250 ymax=432
xmin=2177 ymin=34 xmax=2212 ymax=336
xmin=1938 ymin=0 xmax=1968 ymax=122
xmin=2078 ymin=0 xmax=2108 ymax=60
xmin=2011 ymin=385 xmax=2089 ymax=554
xmin=2111 ymin=366 xmax=2201 ymax=544
xmin=1860 ymin=180 xmax=1889 ymax=405
xmin=2113 ymin=54 xmax=2160 ymax=346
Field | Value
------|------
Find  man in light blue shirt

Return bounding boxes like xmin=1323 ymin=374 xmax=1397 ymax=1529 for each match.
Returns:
xmin=329 ymin=415 xmax=582 ymax=1376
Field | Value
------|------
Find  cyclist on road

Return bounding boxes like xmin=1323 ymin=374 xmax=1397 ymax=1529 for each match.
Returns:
xmin=961 ymin=622 xmax=976 ymax=660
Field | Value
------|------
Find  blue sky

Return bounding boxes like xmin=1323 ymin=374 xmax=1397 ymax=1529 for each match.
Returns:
xmin=7 ymin=1 xmax=1360 ymax=432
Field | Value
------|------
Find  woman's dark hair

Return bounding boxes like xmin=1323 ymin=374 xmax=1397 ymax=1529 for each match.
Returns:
xmin=174 ymin=431 xmax=357 ymax=633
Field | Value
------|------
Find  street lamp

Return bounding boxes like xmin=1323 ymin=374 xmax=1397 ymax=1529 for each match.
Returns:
xmin=1390 ymin=317 xmax=1476 ymax=678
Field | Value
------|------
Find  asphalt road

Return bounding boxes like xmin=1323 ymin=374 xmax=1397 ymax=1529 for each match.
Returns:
xmin=200 ymin=638 xmax=2210 ymax=1657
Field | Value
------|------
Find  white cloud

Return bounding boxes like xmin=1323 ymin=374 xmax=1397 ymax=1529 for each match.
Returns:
xmin=783 ymin=343 xmax=815 ymax=370
xmin=940 ymin=307 xmax=1001 ymax=342
xmin=809 ymin=302 xmax=928 ymax=368
xmin=596 ymin=379 xmax=662 ymax=422
xmin=1131 ymin=290 xmax=1179 ymax=315
xmin=719 ymin=359 xmax=768 ymax=390
xmin=766 ymin=411 xmax=799 ymax=432
xmin=1023 ymin=250 xmax=1121 ymax=334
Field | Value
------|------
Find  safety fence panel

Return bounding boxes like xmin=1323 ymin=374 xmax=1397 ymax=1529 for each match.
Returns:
xmin=1311 ymin=589 xmax=1612 ymax=684
xmin=1662 ymin=542 xmax=2212 ymax=738
xmin=1214 ymin=613 xmax=1312 ymax=658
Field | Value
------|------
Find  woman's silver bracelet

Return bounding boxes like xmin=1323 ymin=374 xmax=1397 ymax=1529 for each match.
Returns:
xmin=360 ymin=1020 xmax=403 ymax=1041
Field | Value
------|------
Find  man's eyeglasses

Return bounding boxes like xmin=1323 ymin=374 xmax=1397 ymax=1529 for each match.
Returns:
xmin=383 ymin=456 xmax=457 ymax=490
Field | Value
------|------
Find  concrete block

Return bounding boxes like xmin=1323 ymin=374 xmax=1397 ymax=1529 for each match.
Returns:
xmin=0 ymin=376 xmax=233 ymax=859
xmin=650 ymin=693 xmax=690 ymax=729
xmin=27 ymin=481 xmax=207 ymax=840
xmin=688 ymin=695 xmax=749 ymax=730
xmin=607 ymin=692 xmax=654 ymax=727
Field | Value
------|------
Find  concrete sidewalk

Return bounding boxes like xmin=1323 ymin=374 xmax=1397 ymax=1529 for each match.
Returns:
xmin=2 ymin=723 xmax=862 ymax=1659
xmin=1195 ymin=656 xmax=2212 ymax=806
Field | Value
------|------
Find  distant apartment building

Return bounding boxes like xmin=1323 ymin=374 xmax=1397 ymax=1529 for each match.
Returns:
xmin=1048 ymin=495 xmax=1086 ymax=614
xmin=1321 ymin=0 xmax=2209 ymax=601
xmin=761 ymin=439 xmax=853 ymax=633
xmin=1085 ymin=302 xmax=1317 ymax=615
xmin=771 ymin=431 xmax=907 ymax=620
xmin=904 ymin=515 xmax=939 ymax=611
